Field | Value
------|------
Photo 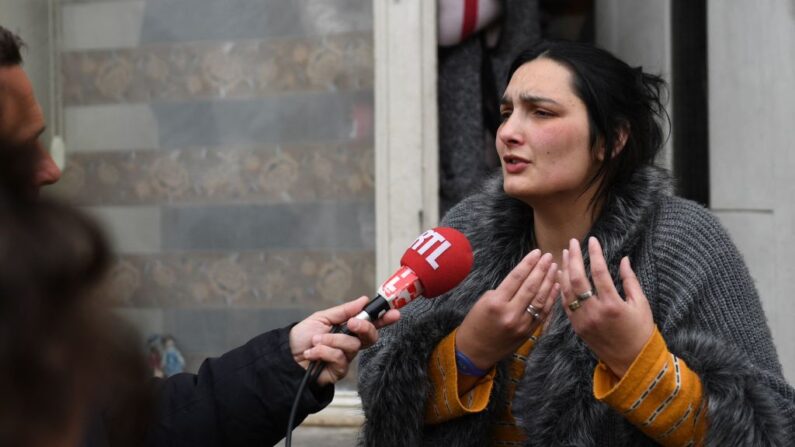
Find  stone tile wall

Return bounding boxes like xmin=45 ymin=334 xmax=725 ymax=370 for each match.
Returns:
xmin=54 ymin=0 xmax=375 ymax=382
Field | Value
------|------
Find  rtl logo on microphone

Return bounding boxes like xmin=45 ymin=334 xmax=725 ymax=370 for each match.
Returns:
xmin=378 ymin=266 xmax=423 ymax=309
xmin=409 ymin=229 xmax=452 ymax=270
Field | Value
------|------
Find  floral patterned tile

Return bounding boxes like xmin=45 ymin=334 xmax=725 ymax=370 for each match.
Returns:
xmin=62 ymin=33 xmax=373 ymax=105
xmin=48 ymin=142 xmax=374 ymax=206
xmin=99 ymin=250 xmax=376 ymax=309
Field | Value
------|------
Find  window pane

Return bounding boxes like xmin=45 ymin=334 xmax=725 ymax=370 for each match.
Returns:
xmin=51 ymin=0 xmax=375 ymax=388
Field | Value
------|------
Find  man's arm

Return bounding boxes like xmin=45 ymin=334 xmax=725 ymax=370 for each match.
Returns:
xmin=146 ymin=297 xmax=399 ymax=447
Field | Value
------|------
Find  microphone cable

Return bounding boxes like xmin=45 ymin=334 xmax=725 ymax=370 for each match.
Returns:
xmin=285 ymin=324 xmax=350 ymax=447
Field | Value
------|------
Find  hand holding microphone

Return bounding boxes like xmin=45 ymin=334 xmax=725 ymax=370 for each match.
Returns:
xmin=290 ymin=296 xmax=399 ymax=386
xmin=303 ymin=227 xmax=473 ymax=383
xmin=333 ymin=227 xmax=474 ymax=335
xmin=285 ymin=227 xmax=473 ymax=445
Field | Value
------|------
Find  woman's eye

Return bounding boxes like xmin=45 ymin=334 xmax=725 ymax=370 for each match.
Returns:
xmin=533 ymin=109 xmax=554 ymax=117
xmin=499 ymin=109 xmax=512 ymax=121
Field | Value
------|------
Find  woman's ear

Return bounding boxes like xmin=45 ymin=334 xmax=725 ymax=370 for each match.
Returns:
xmin=613 ymin=124 xmax=630 ymax=157
xmin=596 ymin=123 xmax=630 ymax=161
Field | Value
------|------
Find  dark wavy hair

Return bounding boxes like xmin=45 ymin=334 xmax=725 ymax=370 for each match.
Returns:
xmin=0 ymin=145 xmax=152 ymax=446
xmin=507 ymin=40 xmax=670 ymax=209
xmin=0 ymin=25 xmax=24 ymax=67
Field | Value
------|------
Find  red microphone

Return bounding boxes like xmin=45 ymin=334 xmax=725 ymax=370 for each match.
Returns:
xmin=347 ymin=227 xmax=473 ymax=326
xmin=305 ymin=228 xmax=472 ymax=387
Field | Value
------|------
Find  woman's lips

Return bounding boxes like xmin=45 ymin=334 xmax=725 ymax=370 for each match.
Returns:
xmin=503 ymin=155 xmax=531 ymax=174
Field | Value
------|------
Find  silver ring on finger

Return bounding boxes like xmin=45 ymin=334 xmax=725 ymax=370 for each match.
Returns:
xmin=576 ymin=289 xmax=594 ymax=301
xmin=526 ymin=303 xmax=541 ymax=320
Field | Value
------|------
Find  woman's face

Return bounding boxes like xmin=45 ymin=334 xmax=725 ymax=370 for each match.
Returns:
xmin=496 ymin=58 xmax=599 ymax=205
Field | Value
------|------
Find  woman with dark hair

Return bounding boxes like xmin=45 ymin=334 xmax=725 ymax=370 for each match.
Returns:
xmin=358 ymin=40 xmax=795 ymax=446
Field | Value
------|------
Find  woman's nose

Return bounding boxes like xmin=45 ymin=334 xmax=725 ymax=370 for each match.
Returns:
xmin=497 ymin=116 xmax=523 ymax=148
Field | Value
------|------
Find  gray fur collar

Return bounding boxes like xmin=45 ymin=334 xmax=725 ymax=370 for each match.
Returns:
xmin=446 ymin=164 xmax=672 ymax=307
xmin=430 ymin=166 xmax=673 ymax=445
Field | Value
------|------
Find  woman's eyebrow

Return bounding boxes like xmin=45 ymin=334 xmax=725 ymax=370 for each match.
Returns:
xmin=517 ymin=92 xmax=561 ymax=107
xmin=500 ymin=92 xmax=561 ymax=107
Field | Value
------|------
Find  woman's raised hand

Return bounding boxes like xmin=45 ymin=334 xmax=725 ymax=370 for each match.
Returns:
xmin=455 ymin=249 xmax=559 ymax=371
xmin=559 ymin=237 xmax=654 ymax=378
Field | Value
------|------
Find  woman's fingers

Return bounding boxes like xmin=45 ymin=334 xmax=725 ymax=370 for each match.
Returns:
xmin=545 ymin=283 xmax=561 ymax=313
xmin=587 ymin=237 xmax=619 ymax=303
xmin=558 ymin=250 xmax=570 ymax=308
xmin=567 ymin=239 xmax=593 ymax=299
xmin=510 ymin=253 xmax=554 ymax=312
xmin=518 ymin=259 xmax=558 ymax=329
xmin=495 ymin=249 xmax=542 ymax=299
xmin=532 ymin=261 xmax=558 ymax=310
xmin=536 ymin=274 xmax=561 ymax=330
xmin=620 ymin=257 xmax=646 ymax=305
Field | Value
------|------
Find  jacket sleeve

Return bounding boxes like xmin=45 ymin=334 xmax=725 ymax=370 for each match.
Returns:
xmin=654 ymin=199 xmax=795 ymax=446
xmin=594 ymin=326 xmax=708 ymax=446
xmin=145 ymin=325 xmax=333 ymax=447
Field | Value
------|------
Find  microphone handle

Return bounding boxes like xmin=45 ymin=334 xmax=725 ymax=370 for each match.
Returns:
xmin=352 ymin=293 xmax=392 ymax=322
xmin=308 ymin=293 xmax=391 ymax=383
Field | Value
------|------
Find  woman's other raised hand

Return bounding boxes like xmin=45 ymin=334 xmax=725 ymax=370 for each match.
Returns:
xmin=559 ymin=237 xmax=654 ymax=378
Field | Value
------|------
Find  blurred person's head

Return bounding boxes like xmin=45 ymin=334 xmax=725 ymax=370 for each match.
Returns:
xmin=0 ymin=25 xmax=62 ymax=191
xmin=0 ymin=143 xmax=151 ymax=445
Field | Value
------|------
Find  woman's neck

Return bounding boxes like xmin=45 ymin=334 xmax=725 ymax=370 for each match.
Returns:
xmin=531 ymin=189 xmax=602 ymax=266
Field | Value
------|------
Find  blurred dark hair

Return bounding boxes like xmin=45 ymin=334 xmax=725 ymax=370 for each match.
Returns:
xmin=0 ymin=25 xmax=24 ymax=67
xmin=507 ymin=40 xmax=670 ymax=209
xmin=0 ymin=144 xmax=152 ymax=446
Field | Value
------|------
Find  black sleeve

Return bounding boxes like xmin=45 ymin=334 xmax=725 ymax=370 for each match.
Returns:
xmin=145 ymin=325 xmax=334 ymax=447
